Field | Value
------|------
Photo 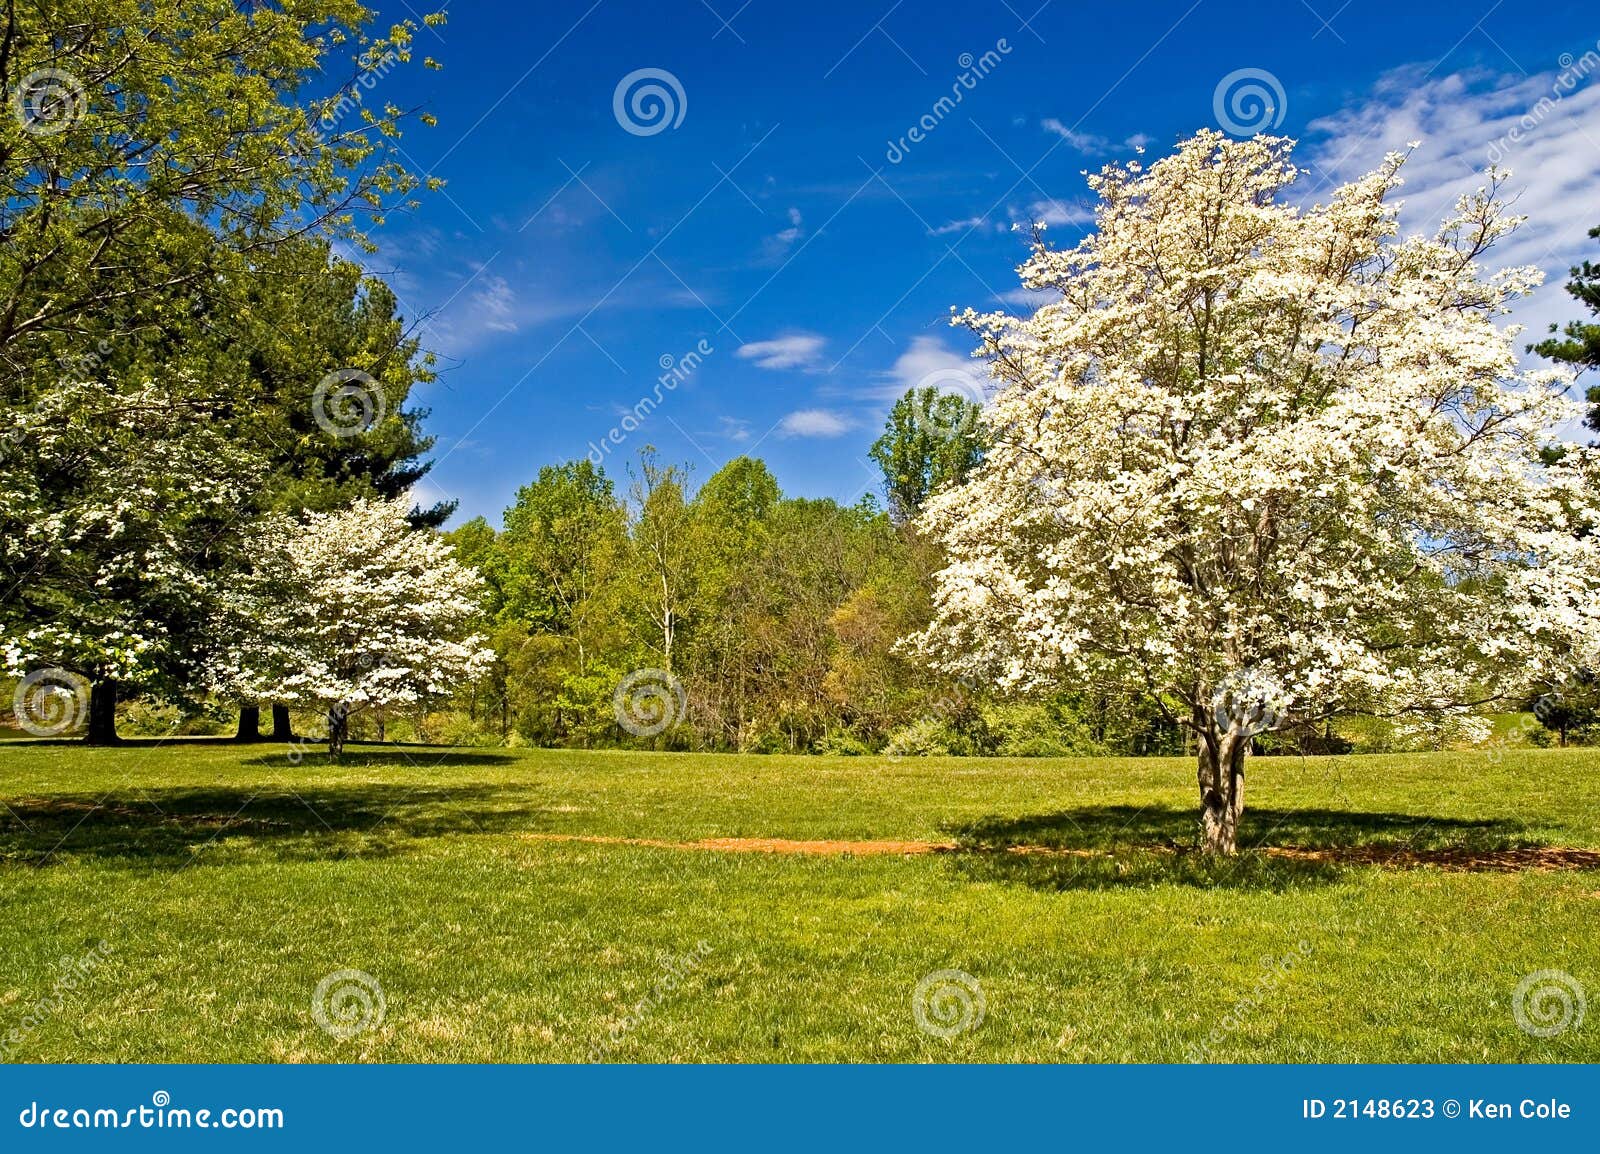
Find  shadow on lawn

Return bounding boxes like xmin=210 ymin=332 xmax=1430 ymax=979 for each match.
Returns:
xmin=0 ymin=780 xmax=549 ymax=867
xmin=943 ymin=804 xmax=1542 ymax=892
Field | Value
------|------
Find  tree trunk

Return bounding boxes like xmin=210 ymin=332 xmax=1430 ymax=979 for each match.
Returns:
xmin=271 ymin=704 xmax=294 ymax=742
xmin=376 ymin=708 xmax=387 ymax=742
xmin=1198 ymin=730 xmax=1247 ymax=854
xmin=85 ymin=680 xmax=119 ymax=745
xmin=327 ymin=706 xmax=348 ymax=758
xmin=234 ymin=704 xmax=261 ymax=742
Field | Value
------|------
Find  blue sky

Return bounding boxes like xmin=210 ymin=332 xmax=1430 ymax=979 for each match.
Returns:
xmin=360 ymin=0 xmax=1600 ymax=526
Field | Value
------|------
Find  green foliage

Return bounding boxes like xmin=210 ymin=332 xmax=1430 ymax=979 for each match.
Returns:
xmin=1533 ymin=223 xmax=1600 ymax=436
xmin=1 ymin=0 xmax=443 ymax=396
xmin=868 ymin=387 xmax=986 ymax=519
xmin=1532 ymin=673 xmax=1600 ymax=746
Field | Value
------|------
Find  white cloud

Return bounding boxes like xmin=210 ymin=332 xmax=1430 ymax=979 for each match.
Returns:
xmin=1308 ymin=64 xmax=1600 ymax=359
xmin=717 ymin=416 xmax=752 ymax=442
xmin=736 ymin=332 xmax=826 ymax=371
xmin=880 ymin=335 xmax=989 ymax=402
xmin=778 ymin=408 xmax=853 ymax=437
xmin=760 ymin=206 xmax=805 ymax=263
xmin=1041 ymin=118 xmax=1106 ymax=153
xmin=928 ymin=215 xmax=1008 ymax=237
xmin=474 ymin=274 xmax=521 ymax=334
xmin=1013 ymin=198 xmax=1096 ymax=228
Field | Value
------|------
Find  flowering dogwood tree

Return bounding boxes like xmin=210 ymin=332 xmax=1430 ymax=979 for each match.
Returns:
xmin=0 ymin=377 xmax=262 ymax=742
xmin=914 ymin=131 xmax=1600 ymax=853
xmin=212 ymin=497 xmax=493 ymax=756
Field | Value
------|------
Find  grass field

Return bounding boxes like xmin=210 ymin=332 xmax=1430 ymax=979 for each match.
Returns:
xmin=1 ymin=739 xmax=1597 ymax=1062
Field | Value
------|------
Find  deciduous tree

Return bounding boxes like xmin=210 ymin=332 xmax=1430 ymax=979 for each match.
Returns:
xmin=913 ymin=131 xmax=1600 ymax=853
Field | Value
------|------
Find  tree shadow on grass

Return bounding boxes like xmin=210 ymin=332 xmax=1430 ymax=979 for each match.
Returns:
xmin=942 ymin=804 xmax=1546 ymax=892
xmin=236 ymin=749 xmax=519 ymax=770
xmin=0 ymin=781 xmax=551 ymax=868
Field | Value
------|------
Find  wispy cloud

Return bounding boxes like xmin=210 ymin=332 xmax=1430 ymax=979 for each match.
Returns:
xmin=1309 ymin=60 xmax=1600 ymax=440
xmin=736 ymin=332 xmax=827 ymax=371
xmin=1013 ymin=198 xmax=1096 ymax=228
xmin=474 ymin=274 xmax=522 ymax=334
xmin=928 ymin=215 xmax=1008 ymax=236
xmin=1041 ymin=118 xmax=1107 ymax=153
xmin=778 ymin=408 xmax=854 ymax=437
xmin=760 ymin=206 xmax=806 ymax=263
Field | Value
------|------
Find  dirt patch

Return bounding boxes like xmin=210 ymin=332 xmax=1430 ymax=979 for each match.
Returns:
xmin=519 ymin=831 xmax=1600 ymax=871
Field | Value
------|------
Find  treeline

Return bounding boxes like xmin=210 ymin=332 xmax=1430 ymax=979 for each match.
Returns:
xmin=430 ymin=444 xmax=1182 ymax=756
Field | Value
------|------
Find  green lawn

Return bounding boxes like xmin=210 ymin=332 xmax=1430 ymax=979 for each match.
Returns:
xmin=1 ymin=740 xmax=1597 ymax=1062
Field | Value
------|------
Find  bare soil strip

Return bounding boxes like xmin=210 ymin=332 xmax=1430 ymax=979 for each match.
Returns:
xmin=518 ymin=832 xmax=1600 ymax=872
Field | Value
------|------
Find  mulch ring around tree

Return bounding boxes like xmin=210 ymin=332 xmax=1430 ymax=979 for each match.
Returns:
xmin=518 ymin=832 xmax=1600 ymax=872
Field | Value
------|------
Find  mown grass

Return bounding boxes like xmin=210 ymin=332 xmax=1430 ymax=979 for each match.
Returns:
xmin=0 ymin=740 xmax=1596 ymax=1062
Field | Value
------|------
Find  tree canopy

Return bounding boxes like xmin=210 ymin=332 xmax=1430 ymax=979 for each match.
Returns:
xmin=913 ymin=131 xmax=1600 ymax=851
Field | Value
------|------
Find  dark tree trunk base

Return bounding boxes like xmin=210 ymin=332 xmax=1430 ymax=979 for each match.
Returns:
xmin=270 ymin=704 xmax=294 ymax=743
xmin=84 ymin=680 xmax=119 ymax=745
xmin=234 ymin=704 xmax=262 ymax=742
